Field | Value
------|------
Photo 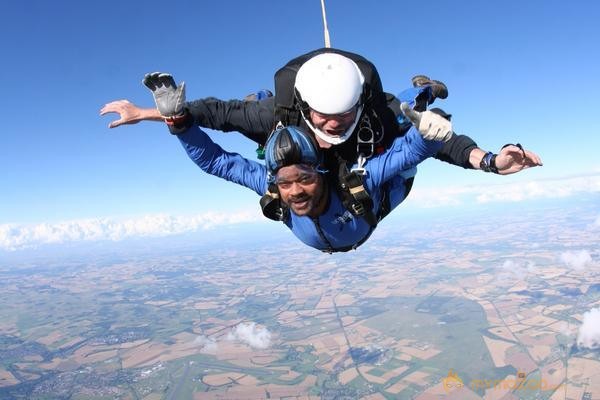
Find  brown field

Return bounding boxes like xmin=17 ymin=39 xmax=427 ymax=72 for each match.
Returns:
xmin=57 ymin=336 xmax=86 ymax=350
xmin=505 ymin=351 xmax=537 ymax=374
xmin=78 ymin=348 xmax=119 ymax=364
xmin=478 ymin=301 xmax=503 ymax=325
xmin=38 ymin=357 xmax=67 ymax=371
xmin=568 ymin=357 xmax=600 ymax=396
xmin=195 ymin=384 xmax=264 ymax=399
xmin=121 ymin=341 xmax=169 ymax=368
xmin=193 ymin=301 xmax=219 ymax=310
xmin=321 ymin=352 xmax=348 ymax=372
xmin=385 ymin=380 xmax=408 ymax=395
xmin=396 ymin=353 xmax=412 ymax=362
xmin=549 ymin=384 xmax=584 ymax=400
xmin=250 ymin=355 xmax=278 ymax=365
xmin=527 ymin=345 xmax=552 ymax=363
xmin=277 ymin=369 xmax=301 ymax=381
xmin=277 ymin=310 xmax=299 ymax=324
xmin=540 ymin=359 xmax=565 ymax=390
xmin=314 ymin=295 xmax=335 ymax=309
xmin=237 ymin=374 xmax=259 ymax=386
xmin=202 ymin=372 xmax=245 ymax=386
xmin=414 ymin=380 xmax=482 ymax=400
xmin=520 ymin=315 xmax=558 ymax=327
xmin=0 ymin=368 xmax=19 ymax=387
xmin=481 ymin=374 xmax=516 ymax=400
xmin=338 ymin=367 xmax=358 ymax=384
xmin=362 ymin=393 xmax=387 ymax=400
xmin=402 ymin=370 xmax=430 ymax=386
xmin=262 ymin=375 xmax=317 ymax=398
xmin=335 ymin=293 xmax=355 ymax=306
xmin=22 ymin=354 xmax=43 ymax=362
xmin=363 ymin=286 xmax=392 ymax=298
xmin=36 ymin=330 xmax=66 ymax=346
xmin=482 ymin=335 xmax=514 ymax=367
xmin=487 ymin=326 xmax=517 ymax=342
xmin=507 ymin=323 xmax=533 ymax=333
xmin=396 ymin=344 xmax=441 ymax=360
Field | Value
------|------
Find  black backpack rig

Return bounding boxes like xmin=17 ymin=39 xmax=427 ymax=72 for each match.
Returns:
xmin=260 ymin=48 xmax=406 ymax=229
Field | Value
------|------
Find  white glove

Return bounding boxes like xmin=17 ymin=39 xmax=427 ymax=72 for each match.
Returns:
xmin=142 ymin=72 xmax=186 ymax=117
xmin=400 ymin=102 xmax=453 ymax=142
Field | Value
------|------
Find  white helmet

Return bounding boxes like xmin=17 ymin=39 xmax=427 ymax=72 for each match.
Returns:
xmin=295 ymin=53 xmax=365 ymax=145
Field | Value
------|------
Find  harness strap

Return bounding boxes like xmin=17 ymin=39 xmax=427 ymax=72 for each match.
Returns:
xmin=259 ymin=183 xmax=289 ymax=221
xmin=336 ymin=152 xmax=377 ymax=227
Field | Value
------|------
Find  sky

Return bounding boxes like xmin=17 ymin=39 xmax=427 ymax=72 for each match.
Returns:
xmin=1 ymin=0 xmax=599 ymax=252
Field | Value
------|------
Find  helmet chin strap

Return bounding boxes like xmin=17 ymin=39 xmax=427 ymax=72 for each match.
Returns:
xmin=302 ymin=105 xmax=364 ymax=145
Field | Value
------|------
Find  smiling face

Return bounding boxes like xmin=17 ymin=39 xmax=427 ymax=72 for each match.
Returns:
xmin=275 ymin=164 xmax=327 ymax=217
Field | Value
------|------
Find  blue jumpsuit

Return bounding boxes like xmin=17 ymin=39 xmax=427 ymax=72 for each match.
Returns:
xmin=177 ymin=125 xmax=442 ymax=252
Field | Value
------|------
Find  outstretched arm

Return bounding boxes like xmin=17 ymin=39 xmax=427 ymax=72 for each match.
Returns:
xmin=469 ymin=144 xmax=543 ymax=175
xmin=400 ymin=102 xmax=542 ymax=175
xmin=99 ymin=100 xmax=162 ymax=128
xmin=177 ymin=125 xmax=267 ymax=196
xmin=100 ymin=96 xmax=274 ymax=145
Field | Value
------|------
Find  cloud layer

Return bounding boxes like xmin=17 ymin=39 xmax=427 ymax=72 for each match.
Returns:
xmin=0 ymin=211 xmax=262 ymax=251
xmin=407 ymin=173 xmax=600 ymax=208
xmin=2 ymin=173 xmax=598 ymax=251
xmin=227 ymin=322 xmax=272 ymax=349
xmin=577 ymin=308 xmax=600 ymax=349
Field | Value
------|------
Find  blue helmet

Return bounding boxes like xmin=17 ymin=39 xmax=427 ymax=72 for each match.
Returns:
xmin=264 ymin=126 xmax=324 ymax=181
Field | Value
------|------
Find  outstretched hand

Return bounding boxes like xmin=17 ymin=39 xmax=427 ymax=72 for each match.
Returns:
xmin=400 ymin=102 xmax=453 ymax=142
xmin=99 ymin=100 xmax=161 ymax=128
xmin=143 ymin=72 xmax=186 ymax=117
xmin=494 ymin=144 xmax=543 ymax=175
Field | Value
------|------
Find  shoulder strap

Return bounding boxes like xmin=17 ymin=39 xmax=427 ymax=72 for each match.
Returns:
xmin=333 ymin=153 xmax=377 ymax=227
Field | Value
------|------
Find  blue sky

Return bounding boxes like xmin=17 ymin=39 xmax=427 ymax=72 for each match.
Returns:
xmin=1 ymin=0 xmax=599 ymax=251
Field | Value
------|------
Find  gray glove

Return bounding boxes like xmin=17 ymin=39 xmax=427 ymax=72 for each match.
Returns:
xmin=142 ymin=72 xmax=186 ymax=117
xmin=400 ymin=102 xmax=453 ymax=142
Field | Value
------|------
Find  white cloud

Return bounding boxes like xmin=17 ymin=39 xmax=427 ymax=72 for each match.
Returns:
xmin=2 ymin=173 xmax=598 ymax=252
xmin=560 ymin=250 xmax=593 ymax=271
xmin=227 ymin=322 xmax=272 ymax=349
xmin=577 ymin=308 xmax=600 ymax=349
xmin=193 ymin=335 xmax=218 ymax=352
xmin=0 ymin=210 xmax=262 ymax=251
xmin=407 ymin=173 xmax=600 ymax=208
xmin=496 ymin=259 xmax=536 ymax=282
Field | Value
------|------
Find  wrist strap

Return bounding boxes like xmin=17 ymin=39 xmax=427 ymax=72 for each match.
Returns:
xmin=480 ymin=151 xmax=499 ymax=173
xmin=164 ymin=112 xmax=189 ymax=126
xmin=163 ymin=111 xmax=193 ymax=135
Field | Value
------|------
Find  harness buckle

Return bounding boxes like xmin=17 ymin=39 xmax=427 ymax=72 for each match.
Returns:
xmin=351 ymin=154 xmax=368 ymax=176
xmin=351 ymin=203 xmax=365 ymax=216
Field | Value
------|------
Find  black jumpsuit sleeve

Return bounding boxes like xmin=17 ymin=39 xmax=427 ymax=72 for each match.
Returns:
xmin=435 ymin=134 xmax=478 ymax=169
xmin=184 ymin=97 xmax=276 ymax=145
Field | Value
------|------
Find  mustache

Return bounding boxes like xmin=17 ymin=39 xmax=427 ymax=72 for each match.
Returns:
xmin=289 ymin=194 xmax=311 ymax=203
